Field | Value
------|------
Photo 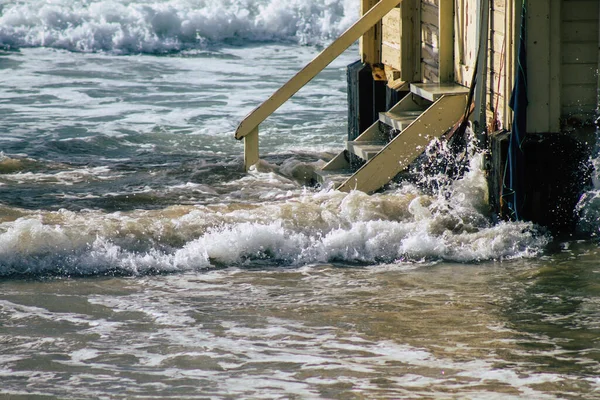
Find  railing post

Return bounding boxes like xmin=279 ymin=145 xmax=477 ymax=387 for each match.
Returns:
xmin=235 ymin=0 xmax=402 ymax=173
xmin=244 ymin=127 xmax=259 ymax=171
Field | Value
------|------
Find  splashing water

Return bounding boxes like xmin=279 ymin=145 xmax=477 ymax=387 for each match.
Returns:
xmin=0 ymin=145 xmax=550 ymax=278
xmin=2 ymin=5 xmax=600 ymax=398
xmin=0 ymin=0 xmax=358 ymax=53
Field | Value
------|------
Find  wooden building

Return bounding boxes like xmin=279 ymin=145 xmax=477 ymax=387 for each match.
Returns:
xmin=236 ymin=0 xmax=600 ymax=231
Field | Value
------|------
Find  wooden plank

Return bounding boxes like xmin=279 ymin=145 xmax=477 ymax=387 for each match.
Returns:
xmin=562 ymin=43 xmax=599 ymax=64
xmin=491 ymin=7 xmax=506 ymax=34
xmin=490 ymin=30 xmax=505 ymax=53
xmin=382 ymin=16 xmax=401 ymax=37
xmin=422 ymin=62 xmax=439 ymax=82
xmin=487 ymin=51 xmax=506 ymax=87
xmin=503 ymin=0 xmax=516 ymax=130
xmin=382 ymin=7 xmax=402 ymax=43
xmin=322 ymin=150 xmax=351 ymax=171
xmin=412 ymin=0 xmax=422 ymax=81
xmin=401 ymin=0 xmax=418 ymax=82
xmin=421 ymin=3 xmax=439 ymax=26
xmin=561 ymin=0 xmax=599 ymax=21
xmin=454 ymin=0 xmax=478 ymax=85
xmin=561 ymin=64 xmax=599 ymax=85
xmin=487 ymin=69 xmax=506 ymax=94
xmin=421 ymin=23 xmax=439 ymax=47
xmin=243 ymin=127 xmax=259 ymax=171
xmin=382 ymin=1 xmax=419 ymax=82
xmin=421 ymin=43 xmax=439 ymax=66
xmin=527 ymin=0 xmax=552 ymax=133
xmin=562 ymin=85 xmax=598 ymax=107
xmin=337 ymin=94 xmax=467 ymax=193
xmin=457 ymin=64 xmax=473 ymax=87
xmin=558 ymin=0 xmax=598 ymax=127
xmin=561 ymin=106 xmax=597 ymax=122
xmin=453 ymin=0 xmax=465 ymax=83
xmin=473 ymin=0 xmax=490 ymax=128
xmin=235 ymin=0 xmax=402 ymax=140
xmin=360 ymin=0 xmax=382 ymax=64
xmin=492 ymin=0 xmax=505 ymax=12
xmin=549 ymin=0 xmax=561 ymax=132
xmin=382 ymin=43 xmax=402 ymax=71
xmin=487 ymin=92 xmax=506 ymax=112
xmin=438 ymin=0 xmax=454 ymax=82
xmin=562 ymin=21 xmax=598 ymax=42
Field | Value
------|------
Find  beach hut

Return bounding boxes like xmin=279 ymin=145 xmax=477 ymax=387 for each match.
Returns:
xmin=236 ymin=0 xmax=600 ymax=231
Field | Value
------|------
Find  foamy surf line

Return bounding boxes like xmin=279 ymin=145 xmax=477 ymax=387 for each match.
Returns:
xmin=0 ymin=187 xmax=548 ymax=278
xmin=0 ymin=0 xmax=358 ymax=53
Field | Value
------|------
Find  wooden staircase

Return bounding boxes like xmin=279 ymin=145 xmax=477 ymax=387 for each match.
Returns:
xmin=313 ymin=82 xmax=469 ymax=193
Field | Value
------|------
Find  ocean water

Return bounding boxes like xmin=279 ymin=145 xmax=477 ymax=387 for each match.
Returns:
xmin=1 ymin=1 xmax=600 ymax=398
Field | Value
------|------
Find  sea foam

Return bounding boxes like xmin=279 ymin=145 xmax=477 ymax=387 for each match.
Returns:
xmin=0 ymin=159 xmax=549 ymax=278
xmin=0 ymin=0 xmax=358 ymax=53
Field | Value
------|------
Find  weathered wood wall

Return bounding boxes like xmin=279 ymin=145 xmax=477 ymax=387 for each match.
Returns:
xmin=454 ymin=0 xmax=478 ymax=87
xmin=378 ymin=0 xmax=599 ymax=129
xmin=421 ymin=0 xmax=440 ymax=82
xmin=486 ymin=0 xmax=512 ymax=130
xmin=560 ymin=0 xmax=599 ymax=124
xmin=420 ymin=0 xmax=453 ymax=83
xmin=360 ymin=0 xmax=382 ymax=64
xmin=381 ymin=1 xmax=420 ymax=83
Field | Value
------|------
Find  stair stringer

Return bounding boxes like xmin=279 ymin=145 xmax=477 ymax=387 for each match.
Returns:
xmin=336 ymin=94 xmax=468 ymax=193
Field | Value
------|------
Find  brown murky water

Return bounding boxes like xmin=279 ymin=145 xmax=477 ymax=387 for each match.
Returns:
xmin=2 ymin=246 xmax=600 ymax=399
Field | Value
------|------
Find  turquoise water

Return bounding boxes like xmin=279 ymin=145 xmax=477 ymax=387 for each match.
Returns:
xmin=1 ymin=1 xmax=600 ymax=398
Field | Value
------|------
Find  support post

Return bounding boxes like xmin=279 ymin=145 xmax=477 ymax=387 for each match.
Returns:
xmin=244 ymin=127 xmax=259 ymax=171
xmin=438 ymin=0 xmax=454 ymax=82
xmin=360 ymin=0 xmax=382 ymax=65
xmin=526 ymin=0 xmax=561 ymax=132
xmin=549 ymin=0 xmax=561 ymax=132
xmin=473 ymin=0 xmax=489 ymax=132
xmin=597 ymin=0 xmax=600 ymax=122
xmin=503 ymin=0 xmax=516 ymax=130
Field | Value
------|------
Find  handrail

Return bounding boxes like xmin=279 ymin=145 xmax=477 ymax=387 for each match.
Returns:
xmin=235 ymin=0 xmax=402 ymax=141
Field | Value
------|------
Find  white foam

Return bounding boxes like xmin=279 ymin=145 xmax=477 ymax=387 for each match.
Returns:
xmin=0 ymin=169 xmax=548 ymax=277
xmin=2 ymin=166 xmax=122 ymax=185
xmin=0 ymin=0 xmax=359 ymax=53
xmin=576 ymin=154 xmax=600 ymax=235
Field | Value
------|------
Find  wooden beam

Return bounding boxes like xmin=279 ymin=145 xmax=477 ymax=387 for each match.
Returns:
xmin=527 ymin=0 xmax=551 ymax=133
xmin=549 ymin=0 xmax=561 ymax=132
xmin=360 ymin=0 xmax=382 ymax=65
xmin=381 ymin=0 xmax=418 ymax=82
xmin=244 ymin=127 xmax=259 ymax=171
xmin=411 ymin=0 xmax=422 ymax=81
xmin=438 ymin=0 xmax=454 ymax=82
xmin=503 ymin=0 xmax=516 ymax=130
xmin=473 ymin=0 xmax=490 ymax=130
xmin=235 ymin=0 xmax=401 ymax=140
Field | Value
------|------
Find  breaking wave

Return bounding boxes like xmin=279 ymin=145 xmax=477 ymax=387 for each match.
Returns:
xmin=0 ymin=0 xmax=358 ymax=53
xmin=0 ymin=154 xmax=549 ymax=278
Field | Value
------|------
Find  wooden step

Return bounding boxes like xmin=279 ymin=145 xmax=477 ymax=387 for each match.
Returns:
xmin=379 ymin=109 xmax=422 ymax=130
xmin=312 ymin=169 xmax=353 ymax=188
xmin=347 ymin=140 xmax=385 ymax=161
xmin=410 ymin=83 xmax=469 ymax=102
xmin=337 ymin=93 xmax=468 ymax=193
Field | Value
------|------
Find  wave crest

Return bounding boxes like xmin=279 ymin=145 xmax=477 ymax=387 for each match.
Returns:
xmin=0 ymin=0 xmax=358 ymax=53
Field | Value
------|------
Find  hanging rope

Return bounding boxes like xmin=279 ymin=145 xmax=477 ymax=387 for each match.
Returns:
xmin=502 ymin=0 xmax=528 ymax=221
